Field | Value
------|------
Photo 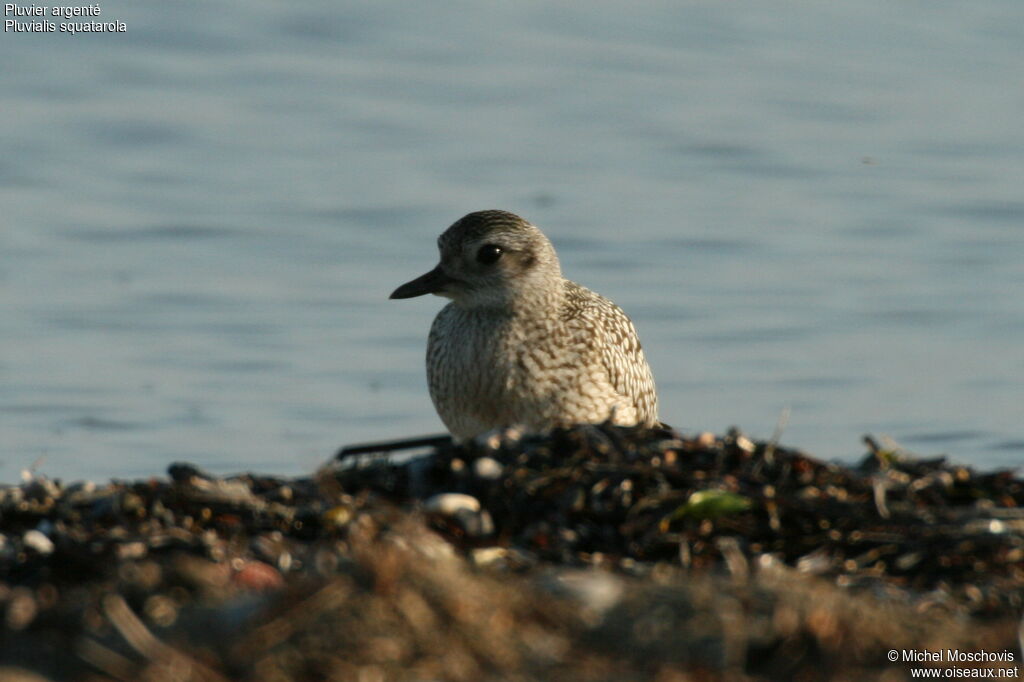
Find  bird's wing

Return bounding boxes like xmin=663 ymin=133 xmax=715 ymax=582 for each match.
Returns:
xmin=565 ymin=282 xmax=659 ymax=426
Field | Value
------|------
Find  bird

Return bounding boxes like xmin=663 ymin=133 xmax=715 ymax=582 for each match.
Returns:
xmin=390 ymin=210 xmax=658 ymax=441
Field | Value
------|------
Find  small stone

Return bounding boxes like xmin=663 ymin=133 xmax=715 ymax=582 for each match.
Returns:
xmin=234 ymin=561 xmax=285 ymax=591
xmin=323 ymin=505 xmax=354 ymax=527
xmin=470 ymin=547 xmax=509 ymax=568
xmin=735 ymin=435 xmax=756 ymax=453
xmin=116 ymin=542 xmax=147 ymax=560
xmin=473 ymin=457 xmax=503 ymax=480
xmin=543 ymin=570 xmax=624 ymax=618
xmin=144 ymin=594 xmax=179 ymax=627
xmin=423 ymin=493 xmax=481 ymax=515
xmin=424 ymin=494 xmax=493 ymax=538
xmin=22 ymin=530 xmax=54 ymax=555
xmin=477 ymin=430 xmax=504 ymax=451
xmin=5 ymin=588 xmax=38 ymax=630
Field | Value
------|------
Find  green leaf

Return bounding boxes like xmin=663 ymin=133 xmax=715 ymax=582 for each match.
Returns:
xmin=667 ymin=490 xmax=752 ymax=522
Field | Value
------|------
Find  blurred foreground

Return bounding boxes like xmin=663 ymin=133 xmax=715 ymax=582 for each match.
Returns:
xmin=1 ymin=426 xmax=1021 ymax=681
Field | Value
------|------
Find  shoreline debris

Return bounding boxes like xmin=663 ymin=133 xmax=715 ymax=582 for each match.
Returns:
xmin=1 ymin=425 xmax=1021 ymax=680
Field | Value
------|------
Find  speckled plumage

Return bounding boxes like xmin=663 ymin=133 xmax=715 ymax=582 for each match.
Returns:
xmin=391 ymin=210 xmax=658 ymax=441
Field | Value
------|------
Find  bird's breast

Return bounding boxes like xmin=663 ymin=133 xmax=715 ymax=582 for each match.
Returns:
xmin=427 ymin=308 xmax=574 ymax=436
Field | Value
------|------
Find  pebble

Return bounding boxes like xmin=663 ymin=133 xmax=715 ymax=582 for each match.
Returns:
xmin=470 ymin=546 xmax=508 ymax=568
xmin=542 ymin=570 xmax=624 ymax=618
xmin=116 ymin=542 xmax=148 ymax=560
xmin=424 ymin=493 xmax=480 ymax=515
xmin=22 ymin=530 xmax=54 ymax=555
xmin=424 ymin=494 xmax=493 ymax=538
xmin=234 ymin=560 xmax=285 ymax=591
xmin=696 ymin=431 xmax=717 ymax=448
xmin=144 ymin=594 xmax=179 ymax=627
xmin=5 ymin=587 xmax=38 ymax=630
xmin=473 ymin=457 xmax=503 ymax=480
xmin=323 ymin=505 xmax=354 ymax=527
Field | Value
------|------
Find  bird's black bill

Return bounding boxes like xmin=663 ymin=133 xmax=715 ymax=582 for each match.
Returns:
xmin=390 ymin=265 xmax=455 ymax=299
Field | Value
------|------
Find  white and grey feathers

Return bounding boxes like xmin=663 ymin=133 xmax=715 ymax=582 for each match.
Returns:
xmin=391 ymin=210 xmax=658 ymax=441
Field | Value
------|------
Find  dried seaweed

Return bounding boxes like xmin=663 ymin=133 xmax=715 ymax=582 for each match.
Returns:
xmin=0 ymin=426 xmax=1021 ymax=681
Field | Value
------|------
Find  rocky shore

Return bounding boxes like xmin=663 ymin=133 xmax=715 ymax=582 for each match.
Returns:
xmin=1 ymin=425 xmax=1022 ymax=681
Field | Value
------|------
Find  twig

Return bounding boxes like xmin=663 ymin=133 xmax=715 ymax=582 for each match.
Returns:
xmin=872 ymin=477 xmax=891 ymax=519
xmin=76 ymin=638 xmax=137 ymax=682
xmin=336 ymin=433 xmax=452 ymax=460
xmin=763 ymin=406 xmax=790 ymax=466
xmin=102 ymin=594 xmax=229 ymax=682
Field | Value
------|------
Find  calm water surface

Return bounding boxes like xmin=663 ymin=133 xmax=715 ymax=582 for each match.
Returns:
xmin=3 ymin=1 xmax=1023 ymax=481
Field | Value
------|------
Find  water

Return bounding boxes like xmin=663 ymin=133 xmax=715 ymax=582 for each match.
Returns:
xmin=3 ymin=1 xmax=1023 ymax=482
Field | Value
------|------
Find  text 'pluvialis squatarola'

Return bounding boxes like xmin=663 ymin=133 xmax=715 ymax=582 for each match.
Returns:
xmin=391 ymin=210 xmax=658 ymax=441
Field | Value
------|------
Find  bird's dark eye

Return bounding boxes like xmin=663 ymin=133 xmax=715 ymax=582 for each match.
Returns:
xmin=476 ymin=244 xmax=503 ymax=265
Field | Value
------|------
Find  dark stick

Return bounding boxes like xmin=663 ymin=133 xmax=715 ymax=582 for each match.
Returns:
xmin=335 ymin=433 xmax=453 ymax=460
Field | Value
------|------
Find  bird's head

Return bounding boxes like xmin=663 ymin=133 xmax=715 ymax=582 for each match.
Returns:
xmin=390 ymin=210 xmax=562 ymax=310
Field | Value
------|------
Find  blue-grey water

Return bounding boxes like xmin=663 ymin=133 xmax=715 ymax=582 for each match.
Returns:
xmin=3 ymin=1 xmax=1023 ymax=482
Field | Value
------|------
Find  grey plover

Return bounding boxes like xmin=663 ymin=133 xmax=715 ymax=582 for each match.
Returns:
xmin=391 ymin=210 xmax=658 ymax=441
